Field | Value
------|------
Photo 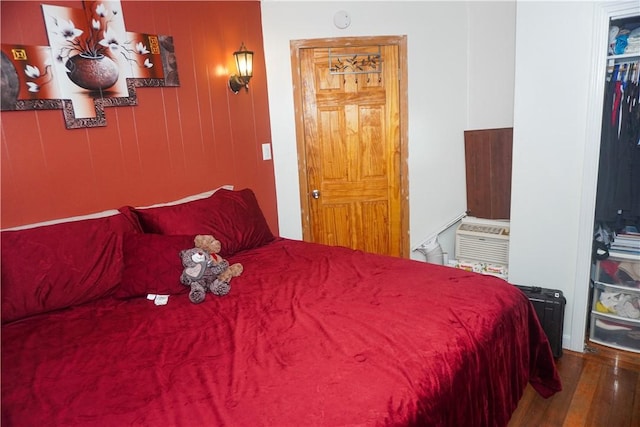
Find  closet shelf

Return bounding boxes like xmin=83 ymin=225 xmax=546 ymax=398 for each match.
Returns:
xmin=608 ymin=52 xmax=640 ymax=62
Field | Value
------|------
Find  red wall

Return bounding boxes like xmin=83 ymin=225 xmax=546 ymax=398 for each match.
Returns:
xmin=0 ymin=0 xmax=278 ymax=234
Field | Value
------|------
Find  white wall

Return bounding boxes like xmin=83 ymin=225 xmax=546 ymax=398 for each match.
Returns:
xmin=511 ymin=1 xmax=596 ymax=353
xmin=467 ymin=1 xmax=516 ymax=129
xmin=261 ymin=1 xmax=516 ymax=261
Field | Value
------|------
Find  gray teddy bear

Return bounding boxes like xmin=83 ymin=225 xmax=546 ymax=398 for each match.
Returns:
xmin=179 ymin=247 xmax=231 ymax=303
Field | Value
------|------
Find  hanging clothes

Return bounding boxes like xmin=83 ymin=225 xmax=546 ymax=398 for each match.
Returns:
xmin=595 ymin=61 xmax=640 ymax=229
xmin=618 ymin=72 xmax=640 ymax=220
xmin=595 ymin=66 xmax=623 ymax=224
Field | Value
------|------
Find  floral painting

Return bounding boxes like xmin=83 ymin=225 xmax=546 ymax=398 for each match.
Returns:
xmin=0 ymin=0 xmax=179 ymax=129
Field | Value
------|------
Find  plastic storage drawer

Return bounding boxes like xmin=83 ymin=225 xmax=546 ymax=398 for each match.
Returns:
xmin=590 ymin=250 xmax=640 ymax=353
xmin=590 ymin=312 xmax=640 ymax=353
xmin=591 ymin=282 xmax=640 ymax=320
xmin=593 ymin=253 xmax=640 ymax=288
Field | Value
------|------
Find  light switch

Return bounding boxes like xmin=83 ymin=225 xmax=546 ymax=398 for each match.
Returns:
xmin=262 ymin=143 xmax=272 ymax=160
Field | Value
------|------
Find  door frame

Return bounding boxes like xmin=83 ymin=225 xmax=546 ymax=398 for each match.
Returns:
xmin=289 ymin=35 xmax=410 ymax=257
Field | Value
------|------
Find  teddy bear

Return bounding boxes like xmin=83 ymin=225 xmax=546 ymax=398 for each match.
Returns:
xmin=193 ymin=234 xmax=244 ymax=284
xmin=179 ymin=235 xmax=243 ymax=303
xmin=179 ymin=247 xmax=217 ymax=303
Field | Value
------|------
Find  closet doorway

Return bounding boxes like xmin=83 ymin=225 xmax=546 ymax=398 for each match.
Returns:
xmin=572 ymin=1 xmax=640 ymax=352
xmin=290 ymin=36 xmax=409 ymax=257
xmin=589 ymin=12 xmax=639 ymax=352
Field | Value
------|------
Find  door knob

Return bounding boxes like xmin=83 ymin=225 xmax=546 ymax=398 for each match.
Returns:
xmin=311 ymin=189 xmax=320 ymax=199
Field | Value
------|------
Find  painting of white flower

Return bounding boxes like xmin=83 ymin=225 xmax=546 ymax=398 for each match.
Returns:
xmin=24 ymin=65 xmax=40 ymax=78
xmin=136 ymin=42 xmax=149 ymax=55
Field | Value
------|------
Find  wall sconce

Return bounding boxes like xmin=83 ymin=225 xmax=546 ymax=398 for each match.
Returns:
xmin=228 ymin=42 xmax=254 ymax=94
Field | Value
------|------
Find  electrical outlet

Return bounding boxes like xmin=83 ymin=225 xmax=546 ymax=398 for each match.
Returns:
xmin=262 ymin=143 xmax=272 ymax=160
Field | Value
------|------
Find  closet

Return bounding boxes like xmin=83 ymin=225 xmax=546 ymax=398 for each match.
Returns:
xmin=590 ymin=14 xmax=640 ymax=353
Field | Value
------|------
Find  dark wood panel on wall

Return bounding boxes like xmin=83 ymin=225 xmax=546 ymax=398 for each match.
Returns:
xmin=0 ymin=1 xmax=278 ymax=234
xmin=464 ymin=127 xmax=513 ymax=219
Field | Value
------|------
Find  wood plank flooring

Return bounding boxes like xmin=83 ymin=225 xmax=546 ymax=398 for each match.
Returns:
xmin=508 ymin=344 xmax=640 ymax=427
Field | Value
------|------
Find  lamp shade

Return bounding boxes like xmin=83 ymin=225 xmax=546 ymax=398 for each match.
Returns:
xmin=233 ymin=43 xmax=253 ymax=78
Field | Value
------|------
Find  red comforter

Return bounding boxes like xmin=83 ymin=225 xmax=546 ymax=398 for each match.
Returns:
xmin=2 ymin=238 xmax=560 ymax=426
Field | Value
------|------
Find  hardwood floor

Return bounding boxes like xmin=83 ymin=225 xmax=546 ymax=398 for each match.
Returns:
xmin=508 ymin=343 xmax=640 ymax=427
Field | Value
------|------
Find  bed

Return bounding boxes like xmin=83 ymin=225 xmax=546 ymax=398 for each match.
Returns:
xmin=1 ymin=188 xmax=561 ymax=426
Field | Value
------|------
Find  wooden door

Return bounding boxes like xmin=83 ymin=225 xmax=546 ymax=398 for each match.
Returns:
xmin=291 ymin=37 xmax=408 ymax=257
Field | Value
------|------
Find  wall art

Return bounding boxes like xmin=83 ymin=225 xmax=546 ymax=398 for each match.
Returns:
xmin=0 ymin=0 xmax=179 ymax=129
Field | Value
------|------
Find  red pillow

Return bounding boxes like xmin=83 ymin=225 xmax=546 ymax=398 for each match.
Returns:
xmin=1 ymin=213 xmax=138 ymax=323
xmin=114 ymin=233 xmax=195 ymax=299
xmin=119 ymin=188 xmax=274 ymax=256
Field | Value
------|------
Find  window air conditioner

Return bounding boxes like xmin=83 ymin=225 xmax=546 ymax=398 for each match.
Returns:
xmin=455 ymin=217 xmax=510 ymax=266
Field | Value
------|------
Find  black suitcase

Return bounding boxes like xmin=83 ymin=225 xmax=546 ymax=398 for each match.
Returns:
xmin=515 ymin=285 xmax=566 ymax=358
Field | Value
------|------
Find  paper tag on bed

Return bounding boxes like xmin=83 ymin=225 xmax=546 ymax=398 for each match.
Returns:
xmin=146 ymin=294 xmax=156 ymax=300
xmin=154 ymin=295 xmax=169 ymax=306
xmin=153 ymin=295 xmax=169 ymax=305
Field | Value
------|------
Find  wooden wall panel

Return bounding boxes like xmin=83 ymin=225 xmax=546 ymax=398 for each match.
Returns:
xmin=463 ymin=127 xmax=513 ymax=219
xmin=0 ymin=0 xmax=278 ymax=234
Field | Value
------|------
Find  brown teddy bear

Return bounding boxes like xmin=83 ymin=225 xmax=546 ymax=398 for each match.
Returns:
xmin=182 ymin=235 xmax=243 ymax=302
